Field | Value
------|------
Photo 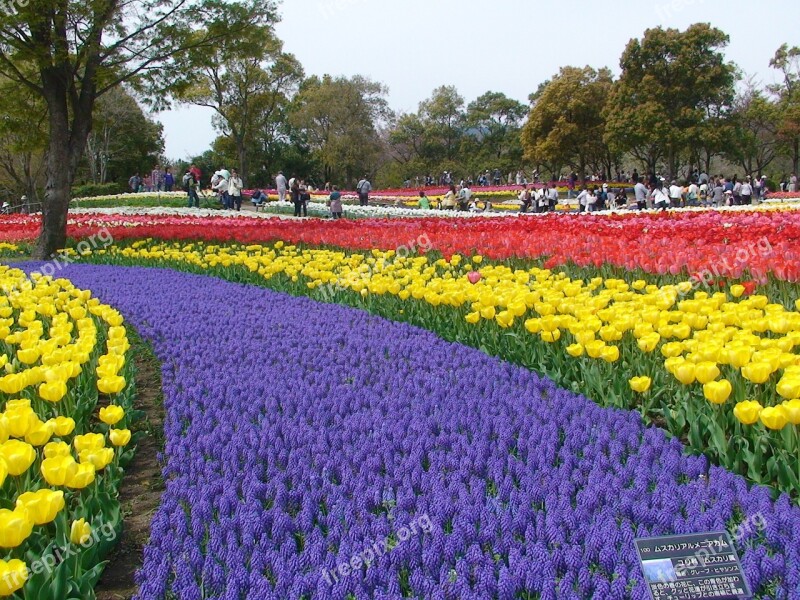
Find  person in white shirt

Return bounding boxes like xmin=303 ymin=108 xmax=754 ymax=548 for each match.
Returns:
xmin=651 ymin=183 xmax=669 ymax=210
xmin=547 ymin=185 xmax=559 ymax=211
xmin=275 ymin=172 xmax=288 ymax=203
xmin=740 ymin=179 xmax=753 ymax=204
xmin=356 ymin=176 xmax=371 ymax=206
xmin=686 ymin=182 xmax=700 ymax=206
xmin=228 ymin=169 xmax=243 ymax=211
xmin=212 ymin=175 xmax=230 ymax=209
xmin=668 ymin=181 xmax=683 ymax=208
xmin=576 ymin=187 xmax=589 ymax=212
xmin=699 ymin=182 xmax=709 ymax=205
xmin=634 ymin=181 xmax=648 ymax=209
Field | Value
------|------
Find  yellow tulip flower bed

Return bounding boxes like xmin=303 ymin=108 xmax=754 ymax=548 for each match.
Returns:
xmin=0 ymin=266 xmax=135 ymax=599
xmin=84 ymin=239 xmax=800 ymax=499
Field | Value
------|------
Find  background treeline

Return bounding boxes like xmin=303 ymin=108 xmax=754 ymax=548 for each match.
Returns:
xmin=2 ymin=22 xmax=798 ymax=201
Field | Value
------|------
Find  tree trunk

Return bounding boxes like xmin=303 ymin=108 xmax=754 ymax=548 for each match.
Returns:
xmin=35 ymin=130 xmax=72 ymax=258
xmin=237 ymin=137 xmax=248 ymax=187
xmin=34 ymin=68 xmax=94 ymax=259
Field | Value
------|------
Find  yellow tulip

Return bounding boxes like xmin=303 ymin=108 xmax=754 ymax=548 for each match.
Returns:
xmin=694 ymin=362 xmax=721 ymax=385
xmin=40 ymin=455 xmax=79 ymax=486
xmin=601 ymin=346 xmax=620 ymax=363
xmin=733 ymin=400 xmax=763 ymax=425
xmin=43 ymin=441 xmax=72 ymax=458
xmin=0 ymin=509 xmax=34 ymax=548
xmin=776 ymin=377 xmax=800 ymax=400
xmin=540 ymin=329 xmax=561 ymax=343
xmin=65 ymin=462 xmax=96 ymax=489
xmin=583 ymin=340 xmax=605 ymax=359
xmin=70 ymin=518 xmax=92 ymax=545
xmin=760 ymin=405 xmax=789 ymax=431
xmin=99 ymin=405 xmax=125 ymax=426
xmin=660 ymin=342 xmax=683 ymax=358
xmin=15 ymin=489 xmax=64 ymax=525
xmin=0 ymin=459 xmax=6 ymax=488
xmin=3 ymin=407 xmax=36 ymax=438
xmin=726 ymin=346 xmax=753 ymax=368
xmin=566 ymin=344 xmax=584 ymax=358
xmin=479 ymin=306 xmax=496 ymax=320
xmin=73 ymin=432 xmax=105 ymax=453
xmin=97 ymin=375 xmax=126 ymax=395
xmin=50 ymin=416 xmax=76 ymax=437
xmin=16 ymin=347 xmax=40 ymax=365
xmin=637 ymin=333 xmax=660 ymax=353
xmin=464 ymin=312 xmax=480 ymax=324
xmin=79 ymin=448 xmax=114 ymax=471
xmin=741 ymin=362 xmax=773 ymax=385
xmin=0 ymin=558 xmax=28 ymax=595
xmin=782 ymin=399 xmax=800 ymax=425
xmin=673 ymin=362 xmax=696 ymax=385
xmin=629 ymin=376 xmax=652 ymax=393
xmin=495 ymin=311 xmax=514 ymax=329
xmin=575 ymin=330 xmax=595 ymax=345
xmin=38 ymin=380 xmax=68 ymax=403
xmin=703 ymin=379 xmax=733 ymax=405
xmin=0 ymin=440 xmax=36 ymax=475
xmin=730 ymin=284 xmax=745 ymax=298
xmin=24 ymin=420 xmax=54 ymax=446
xmin=523 ymin=318 xmax=541 ymax=334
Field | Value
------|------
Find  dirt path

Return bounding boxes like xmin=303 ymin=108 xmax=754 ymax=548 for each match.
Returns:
xmin=95 ymin=336 xmax=165 ymax=600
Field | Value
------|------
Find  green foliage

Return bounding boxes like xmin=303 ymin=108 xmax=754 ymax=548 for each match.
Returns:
xmin=604 ymin=23 xmax=738 ymax=177
xmin=170 ymin=1 xmax=303 ymax=186
xmin=521 ymin=66 xmax=614 ymax=180
xmin=289 ymin=74 xmax=389 ymax=188
xmin=71 ymin=183 xmax=125 ymax=198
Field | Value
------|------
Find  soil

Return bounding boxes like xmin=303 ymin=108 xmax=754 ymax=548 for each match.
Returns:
xmin=95 ymin=338 xmax=165 ymax=600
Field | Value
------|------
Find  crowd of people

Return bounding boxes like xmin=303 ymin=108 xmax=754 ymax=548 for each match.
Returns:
xmin=128 ymin=165 xmax=176 ymax=193
xmin=123 ymin=162 xmax=791 ymax=217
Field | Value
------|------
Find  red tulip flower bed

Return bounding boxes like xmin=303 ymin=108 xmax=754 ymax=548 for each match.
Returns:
xmin=2 ymin=208 xmax=800 ymax=282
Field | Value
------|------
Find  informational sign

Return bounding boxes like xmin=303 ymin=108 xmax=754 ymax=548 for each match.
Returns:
xmin=635 ymin=532 xmax=752 ymax=600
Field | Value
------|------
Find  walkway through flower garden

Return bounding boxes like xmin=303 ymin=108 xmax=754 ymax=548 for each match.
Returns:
xmin=40 ymin=265 xmax=800 ymax=599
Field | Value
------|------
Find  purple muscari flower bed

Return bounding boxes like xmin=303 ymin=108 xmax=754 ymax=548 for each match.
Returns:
xmin=41 ymin=265 xmax=800 ymax=599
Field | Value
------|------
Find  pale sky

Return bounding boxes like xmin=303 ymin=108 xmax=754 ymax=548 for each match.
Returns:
xmin=156 ymin=0 xmax=800 ymax=160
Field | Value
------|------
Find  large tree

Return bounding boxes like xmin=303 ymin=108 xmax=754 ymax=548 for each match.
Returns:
xmin=0 ymin=74 xmax=47 ymax=203
xmin=0 ymin=0 xmax=272 ymax=257
xmin=770 ymin=44 xmax=800 ymax=174
xmin=84 ymin=87 xmax=164 ymax=186
xmin=290 ymin=75 xmax=389 ymax=187
xmin=604 ymin=23 xmax=738 ymax=178
xmin=173 ymin=8 xmax=302 ymax=185
xmin=726 ymin=85 xmax=780 ymax=178
xmin=521 ymin=66 xmax=613 ymax=181
xmin=465 ymin=91 xmax=526 ymax=172
xmin=419 ymin=85 xmax=466 ymax=162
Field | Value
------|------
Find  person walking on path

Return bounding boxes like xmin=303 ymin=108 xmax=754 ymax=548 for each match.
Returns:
xmin=128 ymin=173 xmax=141 ymax=193
xmin=356 ymin=175 xmax=371 ymax=206
xmin=229 ymin=169 xmax=244 ymax=211
xmin=328 ymin=186 xmax=343 ymax=219
xmin=276 ymin=171 xmax=288 ymax=203
xmin=213 ymin=173 xmax=230 ymax=209
xmin=164 ymin=167 xmax=175 ymax=192
xmin=151 ymin=165 xmax=164 ymax=192
xmin=183 ymin=169 xmax=200 ymax=208
xmin=291 ymin=178 xmax=304 ymax=217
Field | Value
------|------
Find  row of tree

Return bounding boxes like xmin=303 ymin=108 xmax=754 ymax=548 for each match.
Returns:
xmin=523 ymin=25 xmax=800 ymax=183
xmin=0 ymin=0 xmax=797 ymax=256
xmin=184 ymin=23 xmax=799 ymax=191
